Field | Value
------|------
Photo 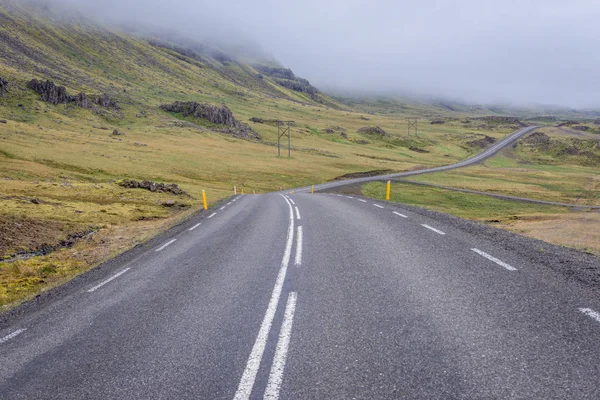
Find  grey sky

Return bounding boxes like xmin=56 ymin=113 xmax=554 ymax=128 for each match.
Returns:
xmin=60 ymin=0 xmax=600 ymax=107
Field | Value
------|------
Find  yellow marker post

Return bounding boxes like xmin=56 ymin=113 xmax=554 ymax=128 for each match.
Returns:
xmin=311 ymin=185 xmax=314 ymax=194
xmin=253 ymin=190 xmax=256 ymax=195
xmin=234 ymin=186 xmax=237 ymax=195
xmin=386 ymin=180 xmax=391 ymax=201
xmin=202 ymin=190 xmax=208 ymax=210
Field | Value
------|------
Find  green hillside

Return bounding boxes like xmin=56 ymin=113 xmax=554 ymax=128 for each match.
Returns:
xmin=0 ymin=0 xmax=593 ymax=307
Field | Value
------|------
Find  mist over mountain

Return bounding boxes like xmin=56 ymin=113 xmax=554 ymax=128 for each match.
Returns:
xmin=14 ymin=0 xmax=600 ymax=108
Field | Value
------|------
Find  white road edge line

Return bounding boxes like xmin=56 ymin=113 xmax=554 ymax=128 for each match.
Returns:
xmin=346 ymin=196 xmax=353 ymax=199
xmin=358 ymin=199 xmax=367 ymax=203
xmin=234 ymin=194 xmax=295 ymax=400
xmin=295 ymin=226 xmax=303 ymax=266
xmin=0 ymin=328 xmax=26 ymax=344
xmin=471 ymin=248 xmax=517 ymax=271
xmin=220 ymin=206 xmax=226 ymax=210
xmin=373 ymin=204 xmax=384 ymax=209
xmin=227 ymin=202 xmax=232 ymax=205
xmin=155 ymin=239 xmax=177 ymax=252
xmin=87 ymin=268 xmax=131 ymax=293
xmin=295 ymin=206 xmax=301 ymax=220
xmin=393 ymin=211 xmax=408 ymax=218
xmin=579 ymin=308 xmax=600 ymax=324
xmin=264 ymin=292 xmax=298 ymax=400
xmin=188 ymin=223 xmax=201 ymax=231
xmin=208 ymin=212 xmax=217 ymax=219
xmin=337 ymin=194 xmax=342 ymax=197
xmin=421 ymin=224 xmax=446 ymax=235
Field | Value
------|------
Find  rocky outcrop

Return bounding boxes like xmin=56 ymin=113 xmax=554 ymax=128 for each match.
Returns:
xmin=160 ymin=101 xmax=260 ymax=139
xmin=473 ymin=116 xmax=525 ymax=127
xmin=27 ymin=79 xmax=73 ymax=104
xmin=357 ymin=126 xmax=387 ymax=136
xmin=0 ymin=76 xmax=8 ymax=96
xmin=27 ymin=79 xmax=119 ymax=110
xmin=118 ymin=180 xmax=190 ymax=196
xmin=594 ymin=119 xmax=600 ymax=126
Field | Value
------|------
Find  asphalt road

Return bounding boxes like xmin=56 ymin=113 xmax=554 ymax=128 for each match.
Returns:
xmin=2 ymin=192 xmax=600 ymax=399
xmin=296 ymin=126 xmax=539 ymax=193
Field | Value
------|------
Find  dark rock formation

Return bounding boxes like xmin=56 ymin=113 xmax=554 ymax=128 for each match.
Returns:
xmin=118 ymin=180 xmax=190 ymax=196
xmin=573 ymin=125 xmax=591 ymax=132
xmin=430 ymin=119 xmax=445 ymax=124
xmin=27 ymin=79 xmax=119 ymax=110
xmin=27 ymin=79 xmax=73 ymax=104
xmin=112 ymin=129 xmax=124 ymax=136
xmin=250 ymin=117 xmax=264 ymax=123
xmin=0 ymin=76 xmax=8 ymax=96
xmin=594 ymin=118 xmax=600 ymax=126
xmin=0 ymin=120 xmax=7 ymax=124
xmin=357 ymin=126 xmax=387 ymax=136
xmin=160 ymin=101 xmax=260 ymax=139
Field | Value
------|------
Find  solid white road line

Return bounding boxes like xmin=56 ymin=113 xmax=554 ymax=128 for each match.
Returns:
xmin=289 ymin=198 xmax=296 ymax=205
xmin=87 ymin=268 xmax=131 ymax=293
xmin=264 ymin=292 xmax=298 ymax=400
xmin=358 ymin=199 xmax=367 ymax=203
xmin=421 ymin=224 xmax=446 ymax=235
xmin=393 ymin=211 xmax=408 ymax=218
xmin=234 ymin=194 xmax=295 ymax=400
xmin=579 ymin=308 xmax=600 ymax=324
xmin=188 ymin=223 xmax=201 ymax=231
xmin=0 ymin=328 xmax=26 ymax=344
xmin=295 ymin=226 xmax=303 ymax=266
xmin=155 ymin=239 xmax=177 ymax=252
xmin=295 ymin=206 xmax=301 ymax=220
xmin=208 ymin=212 xmax=217 ymax=218
xmin=471 ymin=248 xmax=517 ymax=271
xmin=373 ymin=204 xmax=384 ymax=209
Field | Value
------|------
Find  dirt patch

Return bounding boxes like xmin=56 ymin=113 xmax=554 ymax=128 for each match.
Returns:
xmin=0 ymin=216 xmax=95 ymax=259
xmin=357 ymin=126 xmax=387 ymax=136
xmin=466 ymin=135 xmax=496 ymax=148
xmin=334 ymin=169 xmax=394 ymax=180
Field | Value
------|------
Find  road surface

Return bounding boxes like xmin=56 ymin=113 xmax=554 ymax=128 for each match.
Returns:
xmin=1 ymin=193 xmax=600 ymax=399
xmin=296 ymin=126 xmax=539 ymax=193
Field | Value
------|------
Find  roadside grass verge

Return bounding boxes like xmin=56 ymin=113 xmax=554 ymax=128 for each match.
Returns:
xmin=361 ymin=181 xmax=600 ymax=255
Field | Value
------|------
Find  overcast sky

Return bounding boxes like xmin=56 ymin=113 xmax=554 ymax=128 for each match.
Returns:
xmin=59 ymin=0 xmax=600 ymax=107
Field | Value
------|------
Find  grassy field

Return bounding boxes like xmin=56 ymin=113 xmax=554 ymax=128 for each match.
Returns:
xmin=1 ymin=1 xmax=598 ymax=308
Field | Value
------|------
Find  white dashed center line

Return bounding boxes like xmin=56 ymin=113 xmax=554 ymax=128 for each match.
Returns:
xmin=288 ymin=198 xmax=296 ymax=205
xmin=346 ymin=196 xmax=354 ymax=199
xmin=471 ymin=248 xmax=517 ymax=271
xmin=87 ymin=268 xmax=131 ymax=293
xmin=579 ymin=308 xmax=600 ymax=324
xmin=208 ymin=212 xmax=217 ymax=219
xmin=0 ymin=328 xmax=26 ymax=344
xmin=188 ymin=223 xmax=201 ymax=231
xmin=264 ymin=292 xmax=298 ymax=399
xmin=155 ymin=239 xmax=177 ymax=252
xmin=294 ymin=207 xmax=301 ymax=220
xmin=393 ymin=211 xmax=408 ymax=218
xmin=373 ymin=204 xmax=384 ymax=209
xmin=421 ymin=224 xmax=446 ymax=235
xmin=295 ymin=226 xmax=303 ymax=266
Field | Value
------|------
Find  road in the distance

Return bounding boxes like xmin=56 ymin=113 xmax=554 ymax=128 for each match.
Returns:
xmin=1 ymin=191 xmax=600 ymax=399
xmin=296 ymin=125 xmax=538 ymax=193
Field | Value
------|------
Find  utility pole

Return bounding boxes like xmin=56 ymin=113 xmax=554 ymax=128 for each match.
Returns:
xmin=277 ymin=121 xmax=294 ymax=157
xmin=407 ymin=118 xmax=418 ymax=137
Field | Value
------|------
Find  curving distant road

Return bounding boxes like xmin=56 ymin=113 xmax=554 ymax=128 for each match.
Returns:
xmin=296 ymin=125 xmax=539 ymax=193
